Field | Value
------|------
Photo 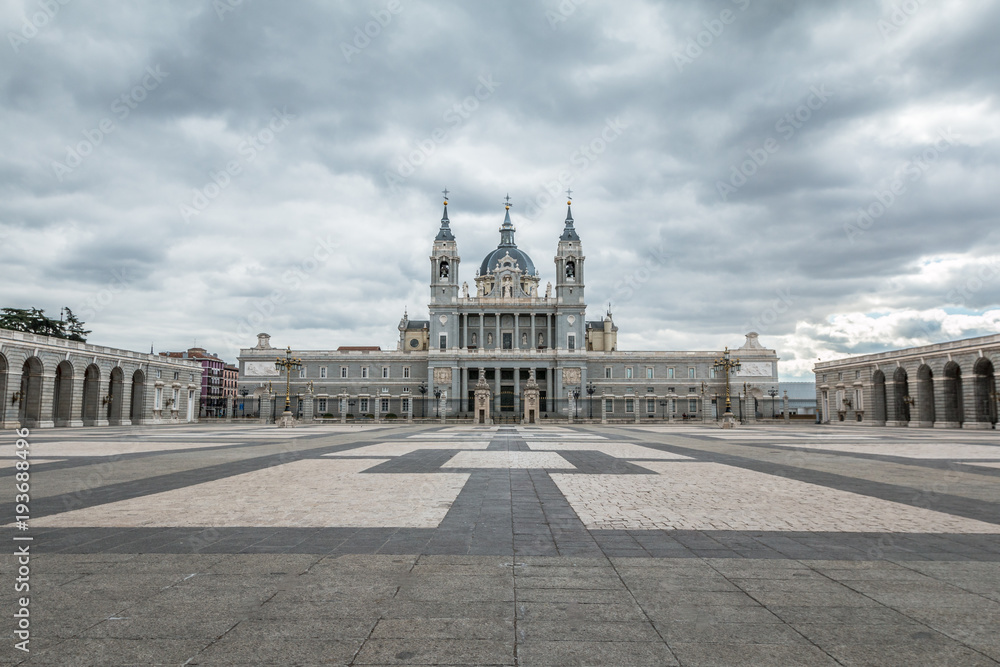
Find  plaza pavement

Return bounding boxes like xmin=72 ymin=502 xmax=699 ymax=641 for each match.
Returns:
xmin=2 ymin=422 xmax=999 ymax=665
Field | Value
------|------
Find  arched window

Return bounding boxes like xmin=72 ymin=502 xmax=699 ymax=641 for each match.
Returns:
xmin=565 ymin=260 xmax=575 ymax=279
xmin=439 ymin=260 xmax=449 ymax=279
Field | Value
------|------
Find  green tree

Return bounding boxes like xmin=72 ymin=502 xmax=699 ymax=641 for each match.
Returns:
xmin=0 ymin=306 xmax=89 ymax=342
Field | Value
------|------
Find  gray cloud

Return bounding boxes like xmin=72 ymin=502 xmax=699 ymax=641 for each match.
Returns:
xmin=1 ymin=0 xmax=997 ymax=378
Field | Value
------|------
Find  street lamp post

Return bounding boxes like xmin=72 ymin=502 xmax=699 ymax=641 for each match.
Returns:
xmin=239 ymin=387 xmax=249 ymax=418
xmin=274 ymin=346 xmax=302 ymax=425
xmin=768 ymin=387 xmax=778 ymax=419
xmin=712 ymin=347 xmax=741 ymax=428
xmin=418 ymin=382 xmax=427 ymax=419
xmin=659 ymin=399 xmax=667 ymax=421
xmin=433 ymin=388 xmax=442 ymax=419
xmin=586 ymin=382 xmax=596 ymax=419
xmin=572 ymin=387 xmax=581 ymax=419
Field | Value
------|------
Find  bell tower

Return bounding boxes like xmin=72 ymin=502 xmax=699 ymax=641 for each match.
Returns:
xmin=430 ymin=189 xmax=460 ymax=306
xmin=554 ymin=191 xmax=585 ymax=306
xmin=554 ymin=191 xmax=586 ymax=351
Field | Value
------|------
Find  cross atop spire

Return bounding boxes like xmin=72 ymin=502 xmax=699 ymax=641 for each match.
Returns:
xmin=566 ymin=188 xmax=573 ymax=201
xmin=442 ymin=188 xmax=450 ymax=202
xmin=504 ymin=193 xmax=512 ymax=209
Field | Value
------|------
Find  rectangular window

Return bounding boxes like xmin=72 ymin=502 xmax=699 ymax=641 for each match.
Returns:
xmin=299 ymin=368 xmax=307 ymax=378
xmin=403 ymin=367 xmax=411 ymax=379
xmin=359 ymin=398 xmax=369 ymax=413
xmin=382 ymin=367 xmax=389 ymax=379
xmin=604 ymin=398 xmax=614 ymax=413
xmin=318 ymin=399 xmax=327 ymax=412
xmin=625 ymin=398 xmax=635 ymax=413
xmin=605 ymin=367 xmax=612 ymax=379
xmin=341 ymin=367 xmax=348 ymax=378
xmin=855 ymin=369 xmax=861 ymax=380
xmin=688 ymin=399 xmax=698 ymax=413
xmin=625 ymin=367 xmax=633 ymax=379
xmin=646 ymin=367 xmax=654 ymax=379
xmin=502 ymin=332 xmax=512 ymax=349
xmin=155 ymin=387 xmax=163 ymax=410
xmin=568 ymin=333 xmax=576 ymax=350
xmin=381 ymin=398 xmax=390 ymax=413
xmin=155 ymin=369 xmax=162 ymax=379
xmin=361 ymin=367 xmax=369 ymax=379
xmin=709 ymin=368 xmax=716 ymax=379
xmin=667 ymin=368 xmax=674 ymax=379
xmin=440 ymin=334 xmax=448 ymax=350
xmin=688 ymin=367 xmax=695 ymax=379
xmin=646 ymin=398 xmax=656 ymax=413
xmin=320 ymin=367 xmax=327 ymax=379
xmin=855 ymin=388 xmax=863 ymax=411
xmin=173 ymin=371 xmax=179 ymax=380
xmin=401 ymin=397 xmax=410 ymax=413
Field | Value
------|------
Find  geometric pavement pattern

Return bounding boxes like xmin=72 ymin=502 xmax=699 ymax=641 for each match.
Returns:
xmin=3 ymin=423 xmax=1000 ymax=665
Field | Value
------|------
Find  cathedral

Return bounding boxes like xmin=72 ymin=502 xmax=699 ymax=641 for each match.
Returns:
xmin=238 ymin=194 xmax=780 ymax=422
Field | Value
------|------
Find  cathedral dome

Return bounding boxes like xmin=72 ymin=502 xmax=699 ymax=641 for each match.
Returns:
xmin=478 ymin=202 xmax=536 ymax=276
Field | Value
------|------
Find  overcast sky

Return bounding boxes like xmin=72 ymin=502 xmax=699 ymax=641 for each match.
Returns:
xmin=2 ymin=0 xmax=998 ymax=379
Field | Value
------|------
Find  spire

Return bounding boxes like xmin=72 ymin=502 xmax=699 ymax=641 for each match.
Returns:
xmin=499 ymin=194 xmax=516 ymax=247
xmin=435 ymin=189 xmax=455 ymax=241
xmin=560 ymin=189 xmax=580 ymax=241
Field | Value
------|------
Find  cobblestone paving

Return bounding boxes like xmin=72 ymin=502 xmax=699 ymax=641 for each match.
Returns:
xmin=2 ymin=423 xmax=999 ymax=665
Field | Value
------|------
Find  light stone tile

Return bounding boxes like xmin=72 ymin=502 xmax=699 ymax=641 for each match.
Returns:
xmin=442 ymin=451 xmax=575 ymax=469
xmin=325 ymin=441 xmax=492 ymax=457
xmin=30 ymin=459 xmax=468 ymax=529
xmin=523 ymin=442 xmax=690 ymax=459
xmin=0 ymin=441 xmax=248 ymax=457
xmin=551 ymin=462 xmax=1000 ymax=533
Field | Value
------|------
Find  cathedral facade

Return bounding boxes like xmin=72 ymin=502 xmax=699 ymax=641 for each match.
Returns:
xmin=237 ymin=196 xmax=780 ymax=422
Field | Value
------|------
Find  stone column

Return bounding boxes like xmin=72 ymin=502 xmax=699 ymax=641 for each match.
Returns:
xmin=68 ymin=375 xmax=85 ymax=428
xmin=225 ymin=395 xmax=233 ymax=422
xmin=546 ymin=368 xmax=554 ymax=416
xmin=530 ymin=315 xmax=536 ymax=351
xmin=634 ymin=397 xmax=641 ymax=424
xmin=373 ymin=392 xmax=381 ymax=423
xmin=495 ymin=313 xmax=501 ymax=350
xmin=451 ymin=366 xmax=460 ymax=418
xmin=514 ymin=313 xmax=520 ymax=350
xmin=783 ymin=391 xmax=790 ymax=424
xmin=261 ymin=392 xmax=274 ymax=425
xmin=494 ymin=367 xmax=501 ymax=416
xmin=554 ymin=368 xmax=563 ymax=415
xmin=513 ymin=367 xmax=521 ymax=414
xmin=461 ymin=313 xmax=467 ymax=349
xmin=474 ymin=369 xmax=491 ymax=424
xmin=340 ymin=395 xmax=348 ymax=424
xmin=601 ymin=392 xmax=608 ymax=424
xmin=567 ymin=392 xmax=575 ymax=424
xmin=479 ymin=312 xmax=485 ymax=350
xmin=547 ymin=314 xmax=553 ymax=350
xmin=303 ymin=394 xmax=314 ymax=423
xmin=461 ymin=368 xmax=468 ymax=414
xmin=523 ymin=370 xmax=540 ymax=424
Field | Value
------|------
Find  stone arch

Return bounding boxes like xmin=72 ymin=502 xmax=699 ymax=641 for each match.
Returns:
xmin=942 ymin=361 xmax=964 ymax=426
xmin=973 ymin=357 xmax=997 ymax=427
xmin=82 ymin=364 xmax=101 ymax=426
xmin=52 ymin=360 xmax=75 ymax=426
xmin=916 ymin=364 xmax=935 ymax=426
xmin=129 ymin=369 xmax=146 ymax=424
xmin=0 ymin=353 xmax=7 ymax=427
xmin=108 ymin=367 xmax=125 ymax=425
xmin=872 ymin=370 xmax=887 ymax=424
xmin=19 ymin=356 xmax=44 ymax=428
xmin=892 ymin=367 xmax=910 ymax=423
